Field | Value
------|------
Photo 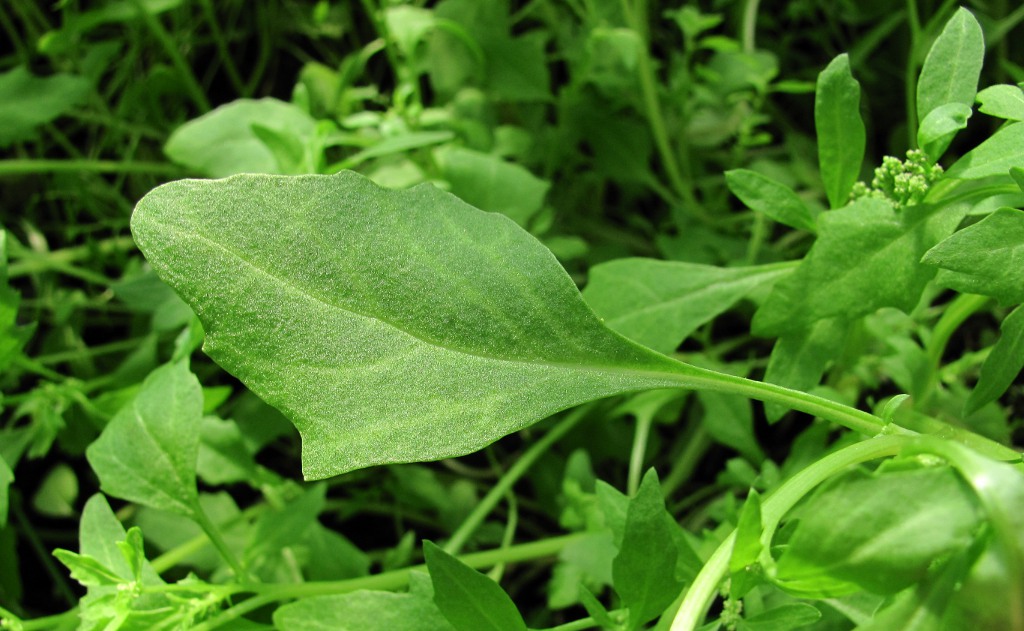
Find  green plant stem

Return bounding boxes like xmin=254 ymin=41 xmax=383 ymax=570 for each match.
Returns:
xmin=444 ymin=405 xmax=593 ymax=555
xmin=197 ymin=0 xmax=247 ymax=96
xmin=130 ymin=0 xmax=211 ymax=112
xmin=192 ymin=504 xmax=248 ymax=581
xmin=905 ymin=0 xmax=922 ymax=145
xmin=191 ymin=533 xmax=584 ymax=631
xmin=741 ymin=0 xmax=761 ymax=53
xmin=661 ymin=423 xmax=710 ymax=498
xmin=0 ymin=159 xmax=182 ymax=177
xmin=670 ymin=434 xmax=913 ymax=630
xmin=7 ymin=236 xmax=136 ymax=279
xmin=618 ymin=0 xmax=706 ymax=221
xmin=627 ymin=414 xmax=654 ymax=495
xmin=533 ymin=617 xmax=600 ymax=631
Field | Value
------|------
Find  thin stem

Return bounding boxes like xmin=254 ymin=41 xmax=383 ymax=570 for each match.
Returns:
xmin=926 ymin=293 xmax=991 ymax=367
xmin=0 ymin=159 xmax=182 ymax=177
xmin=130 ymin=0 xmax=211 ymax=112
xmin=905 ymin=0 xmax=922 ymax=145
xmin=444 ymin=405 xmax=593 ymax=555
xmin=670 ymin=434 xmax=912 ymax=630
xmin=192 ymin=503 xmax=248 ymax=581
xmin=197 ymin=0 xmax=247 ymax=96
xmin=628 ymin=414 xmax=654 ymax=495
xmin=741 ymin=0 xmax=761 ymax=53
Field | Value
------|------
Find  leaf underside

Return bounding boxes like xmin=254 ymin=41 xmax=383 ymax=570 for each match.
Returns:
xmin=131 ymin=172 xmax=692 ymax=479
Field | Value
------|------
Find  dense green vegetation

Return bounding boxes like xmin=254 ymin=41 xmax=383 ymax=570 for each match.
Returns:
xmin=2 ymin=1 xmax=1024 ymax=629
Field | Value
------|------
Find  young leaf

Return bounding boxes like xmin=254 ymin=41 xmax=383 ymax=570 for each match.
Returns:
xmin=977 ymin=84 xmax=1024 ymax=121
xmin=116 ymin=527 xmax=145 ymax=584
xmin=583 ymin=258 xmax=792 ymax=354
xmin=78 ymin=494 xmax=162 ymax=586
xmin=916 ymin=8 xmax=985 ymax=125
xmin=966 ymin=305 xmax=1024 ymax=414
xmin=131 ymin=173 xmax=696 ymax=479
xmin=815 ymin=54 xmax=865 ymax=209
xmin=917 ymin=102 xmax=972 ymax=161
xmin=52 ymin=550 xmax=125 ymax=587
xmin=274 ymin=591 xmax=455 ymax=631
xmin=753 ymin=198 xmax=960 ymax=336
xmin=945 ymin=122 xmax=1024 ymax=180
xmin=612 ymin=469 xmax=684 ymax=630
xmin=738 ymin=603 xmax=821 ymax=630
xmin=85 ymin=361 xmax=202 ymax=517
xmin=423 ymin=540 xmax=527 ymax=631
xmin=773 ymin=466 xmax=981 ymax=597
xmin=725 ymin=169 xmax=816 ymax=232
xmin=922 ymin=207 xmax=1024 ymax=305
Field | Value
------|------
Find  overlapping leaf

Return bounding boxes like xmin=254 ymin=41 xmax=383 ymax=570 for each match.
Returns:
xmin=131 ymin=172 xmax=696 ymax=479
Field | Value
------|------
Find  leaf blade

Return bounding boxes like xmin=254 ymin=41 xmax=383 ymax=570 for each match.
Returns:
xmin=916 ymin=8 xmax=985 ymax=124
xmin=424 ymin=541 xmax=527 ymax=631
xmin=815 ymin=54 xmax=865 ymax=208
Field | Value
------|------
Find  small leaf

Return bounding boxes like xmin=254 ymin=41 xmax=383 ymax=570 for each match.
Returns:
xmin=916 ymin=8 xmax=985 ymax=124
xmin=763 ymin=318 xmax=849 ymax=422
xmin=434 ymin=146 xmax=550 ymax=226
xmin=584 ymin=259 xmax=792 ymax=355
xmin=946 ymin=122 xmax=1024 ymax=180
xmin=738 ymin=603 xmax=821 ymax=631
xmin=424 ymin=540 xmax=527 ymax=631
xmin=773 ymin=466 xmax=981 ymax=597
xmin=729 ymin=491 xmax=764 ymax=599
xmin=923 ymin=207 xmax=1024 ymax=305
xmin=880 ymin=394 xmax=911 ymax=423
xmin=917 ymin=102 xmax=972 ymax=161
xmin=274 ymin=591 xmax=455 ymax=631
xmin=79 ymin=494 xmax=162 ymax=586
xmin=53 ymin=550 xmax=125 ymax=587
xmin=116 ymin=527 xmax=145 ymax=584
xmin=132 ymin=173 xmax=696 ymax=479
xmin=85 ymin=361 xmax=202 ymax=517
xmin=725 ymin=169 xmax=816 ymax=232
xmin=966 ymin=305 xmax=1024 ymax=414
xmin=612 ymin=469 xmax=684 ymax=630
xmin=0 ymin=66 xmax=91 ymax=146
xmin=977 ymin=84 xmax=1024 ymax=121
xmin=815 ymin=54 xmax=866 ymax=209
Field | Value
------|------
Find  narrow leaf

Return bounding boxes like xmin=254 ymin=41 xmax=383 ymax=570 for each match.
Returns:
xmin=729 ymin=491 xmax=764 ymax=599
xmin=966 ymin=305 xmax=1024 ymax=414
xmin=922 ymin=207 xmax=1024 ymax=305
xmin=977 ymin=84 xmax=1024 ymax=121
xmin=584 ymin=258 xmax=792 ymax=355
xmin=916 ymin=8 xmax=985 ymax=124
xmin=424 ymin=541 xmax=527 ymax=631
xmin=116 ymin=527 xmax=145 ymax=584
xmin=79 ymin=494 xmax=162 ymax=586
xmin=0 ymin=456 xmax=11 ymax=528
xmin=612 ymin=469 xmax=684 ymax=630
xmin=815 ymin=54 xmax=865 ymax=208
xmin=132 ymin=173 xmax=694 ymax=479
xmin=274 ymin=591 xmax=455 ymax=631
xmin=85 ymin=361 xmax=202 ymax=517
xmin=725 ymin=169 xmax=816 ymax=232
xmin=53 ymin=550 xmax=125 ymax=587
xmin=946 ymin=122 xmax=1024 ymax=180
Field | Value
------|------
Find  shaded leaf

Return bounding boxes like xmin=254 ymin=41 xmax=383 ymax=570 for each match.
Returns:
xmin=85 ymin=362 xmax=202 ymax=517
xmin=131 ymin=173 xmax=694 ymax=479
xmin=763 ymin=319 xmax=849 ymax=422
xmin=0 ymin=66 xmax=91 ymax=146
xmin=424 ymin=541 xmax=527 ymax=631
xmin=739 ymin=603 xmax=821 ymax=631
xmin=729 ymin=491 xmax=764 ymax=599
xmin=815 ymin=54 xmax=865 ymax=208
xmin=917 ymin=102 xmax=972 ymax=161
xmin=916 ymin=8 xmax=985 ymax=124
xmin=966 ymin=305 xmax=1024 ymax=414
xmin=434 ymin=146 xmax=550 ymax=226
xmin=923 ymin=207 xmax=1024 ymax=305
xmin=584 ymin=259 xmax=792 ymax=355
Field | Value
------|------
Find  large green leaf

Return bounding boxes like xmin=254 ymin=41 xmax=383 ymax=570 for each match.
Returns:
xmin=815 ymin=54 xmax=865 ymax=209
xmin=773 ymin=466 xmax=981 ymax=597
xmin=752 ymin=197 xmax=959 ymax=336
xmin=915 ymin=8 xmax=984 ymax=125
xmin=131 ymin=172 xmax=695 ymax=478
xmin=583 ymin=258 xmax=791 ymax=355
xmin=922 ymin=207 xmax=1024 ymax=305
xmin=945 ymin=122 xmax=1024 ymax=180
xmin=85 ymin=362 xmax=202 ymax=516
